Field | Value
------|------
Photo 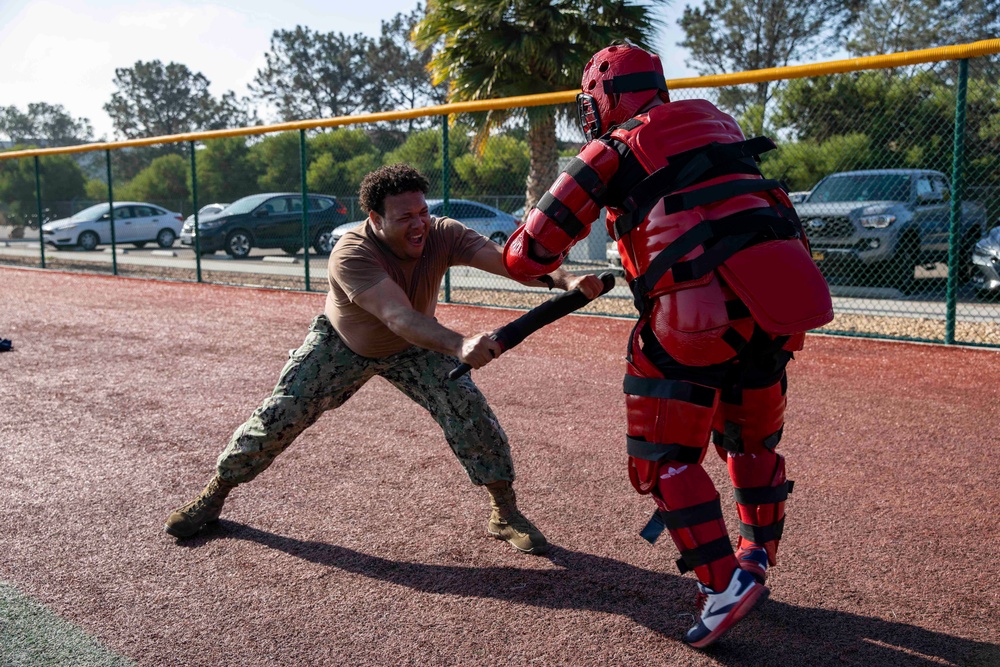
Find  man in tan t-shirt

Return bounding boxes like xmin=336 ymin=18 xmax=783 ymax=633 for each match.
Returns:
xmin=165 ymin=163 xmax=603 ymax=554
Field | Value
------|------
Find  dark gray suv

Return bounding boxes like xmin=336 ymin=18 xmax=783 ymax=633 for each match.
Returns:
xmin=796 ymin=169 xmax=987 ymax=291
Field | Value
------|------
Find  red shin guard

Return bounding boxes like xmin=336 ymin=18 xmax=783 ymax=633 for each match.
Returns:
xmin=728 ymin=451 xmax=789 ymax=565
xmin=655 ymin=463 xmax=737 ymax=591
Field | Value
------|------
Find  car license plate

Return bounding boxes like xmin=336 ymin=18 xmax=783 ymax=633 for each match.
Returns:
xmin=811 ymin=251 xmax=825 ymax=262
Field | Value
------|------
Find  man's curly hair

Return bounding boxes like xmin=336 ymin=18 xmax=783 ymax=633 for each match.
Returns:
xmin=359 ymin=164 xmax=430 ymax=216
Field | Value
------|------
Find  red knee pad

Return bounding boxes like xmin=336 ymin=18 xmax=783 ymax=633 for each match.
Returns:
xmin=712 ymin=375 xmax=786 ymax=459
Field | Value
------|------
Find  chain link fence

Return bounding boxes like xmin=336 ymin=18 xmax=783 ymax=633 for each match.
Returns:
xmin=2 ymin=44 xmax=998 ymax=347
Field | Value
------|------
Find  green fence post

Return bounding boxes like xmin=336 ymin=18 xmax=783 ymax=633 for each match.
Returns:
xmin=190 ymin=141 xmax=202 ymax=283
xmin=442 ymin=114 xmax=451 ymax=303
xmin=105 ymin=150 xmax=118 ymax=276
xmin=33 ymin=156 xmax=46 ymax=269
xmin=946 ymin=58 xmax=969 ymax=345
xmin=300 ymin=129 xmax=310 ymax=292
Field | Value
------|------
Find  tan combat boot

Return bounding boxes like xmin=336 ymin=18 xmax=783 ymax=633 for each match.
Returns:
xmin=164 ymin=475 xmax=236 ymax=538
xmin=485 ymin=480 xmax=549 ymax=555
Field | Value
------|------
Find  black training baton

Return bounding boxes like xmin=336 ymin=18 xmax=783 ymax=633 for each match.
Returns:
xmin=447 ymin=272 xmax=617 ymax=380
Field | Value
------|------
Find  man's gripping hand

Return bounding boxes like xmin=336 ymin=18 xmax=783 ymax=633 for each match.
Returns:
xmin=562 ymin=273 xmax=605 ymax=299
xmin=459 ymin=332 xmax=504 ymax=369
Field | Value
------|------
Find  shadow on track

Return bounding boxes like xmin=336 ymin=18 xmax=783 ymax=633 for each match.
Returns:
xmin=181 ymin=522 xmax=999 ymax=667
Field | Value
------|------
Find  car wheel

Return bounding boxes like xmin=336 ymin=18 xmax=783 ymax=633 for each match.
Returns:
xmin=133 ymin=241 xmax=147 ymax=249
xmin=225 ymin=229 xmax=253 ymax=259
xmin=77 ymin=231 xmax=99 ymax=251
xmin=881 ymin=235 xmax=917 ymax=293
xmin=489 ymin=231 xmax=509 ymax=245
xmin=312 ymin=227 xmax=334 ymax=255
xmin=156 ymin=229 xmax=176 ymax=248
xmin=281 ymin=245 xmax=302 ymax=256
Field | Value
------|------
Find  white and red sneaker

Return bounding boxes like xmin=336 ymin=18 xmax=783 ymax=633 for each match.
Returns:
xmin=684 ymin=568 xmax=769 ymax=648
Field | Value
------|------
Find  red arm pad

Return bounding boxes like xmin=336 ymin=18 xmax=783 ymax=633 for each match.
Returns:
xmin=503 ymin=140 xmax=621 ymax=280
xmin=502 ymin=226 xmax=564 ymax=281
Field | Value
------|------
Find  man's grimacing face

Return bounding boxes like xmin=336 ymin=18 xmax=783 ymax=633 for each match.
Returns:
xmin=372 ymin=190 xmax=432 ymax=260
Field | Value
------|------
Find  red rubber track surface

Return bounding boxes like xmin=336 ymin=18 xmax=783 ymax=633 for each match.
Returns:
xmin=2 ymin=266 xmax=999 ymax=667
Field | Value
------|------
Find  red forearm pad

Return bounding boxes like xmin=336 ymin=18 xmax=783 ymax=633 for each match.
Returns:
xmin=502 ymin=226 xmax=564 ymax=281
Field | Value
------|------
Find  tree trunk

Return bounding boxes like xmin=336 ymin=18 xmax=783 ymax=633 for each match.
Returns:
xmin=524 ymin=109 xmax=559 ymax=212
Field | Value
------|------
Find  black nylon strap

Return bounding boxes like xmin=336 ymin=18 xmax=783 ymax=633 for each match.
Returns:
xmin=676 ymin=536 xmax=735 ymax=574
xmin=734 ymin=480 xmax=794 ymax=506
xmin=623 ymin=375 xmax=716 ymax=407
xmin=661 ymin=498 xmax=724 ymax=530
xmin=712 ymin=420 xmax=744 ymax=453
xmin=603 ymin=72 xmax=668 ymax=94
xmin=630 ymin=208 xmax=797 ymax=304
xmin=537 ymin=192 xmax=585 ymax=239
xmin=640 ymin=499 xmax=725 ymax=545
xmin=613 ymin=136 xmax=777 ymax=240
xmin=762 ymin=426 xmax=784 ymax=451
xmin=725 ymin=299 xmax=752 ymax=320
xmin=669 ymin=232 xmax=758 ymax=285
xmin=564 ymin=157 xmax=608 ymax=202
xmin=617 ymin=118 xmax=644 ymax=132
xmin=615 ymin=177 xmax=783 ymax=240
xmin=671 ymin=137 xmax=775 ymax=192
xmin=739 ymin=517 xmax=785 ymax=544
xmin=721 ymin=327 xmax=748 ymax=353
xmin=713 ymin=424 xmax=784 ymax=453
xmin=640 ymin=512 xmax=668 ymax=544
xmin=627 ymin=436 xmax=704 ymax=464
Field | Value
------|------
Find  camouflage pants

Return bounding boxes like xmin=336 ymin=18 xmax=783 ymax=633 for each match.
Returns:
xmin=216 ymin=314 xmax=514 ymax=486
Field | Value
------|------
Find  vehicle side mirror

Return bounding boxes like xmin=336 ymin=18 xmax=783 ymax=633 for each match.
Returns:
xmin=917 ymin=191 xmax=944 ymax=204
xmin=99 ymin=213 xmax=111 ymax=220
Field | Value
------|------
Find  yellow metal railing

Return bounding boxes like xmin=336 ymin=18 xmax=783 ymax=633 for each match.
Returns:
xmin=2 ymin=39 xmax=999 ymax=161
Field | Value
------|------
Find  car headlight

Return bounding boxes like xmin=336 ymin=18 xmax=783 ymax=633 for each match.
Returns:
xmin=54 ymin=224 xmax=78 ymax=231
xmin=196 ymin=220 xmax=224 ymax=229
xmin=859 ymin=214 xmax=896 ymax=229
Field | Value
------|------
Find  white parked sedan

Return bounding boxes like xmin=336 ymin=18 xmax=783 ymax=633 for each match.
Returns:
xmin=42 ymin=202 xmax=185 ymax=251
xmin=183 ymin=202 xmax=230 ymax=228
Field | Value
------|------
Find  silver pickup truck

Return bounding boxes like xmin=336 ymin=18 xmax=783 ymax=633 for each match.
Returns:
xmin=795 ymin=169 xmax=988 ymax=291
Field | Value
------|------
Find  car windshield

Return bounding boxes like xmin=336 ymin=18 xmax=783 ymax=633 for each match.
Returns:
xmin=69 ymin=203 xmax=111 ymax=221
xmin=809 ymin=174 xmax=911 ymax=203
xmin=224 ymin=194 xmax=276 ymax=215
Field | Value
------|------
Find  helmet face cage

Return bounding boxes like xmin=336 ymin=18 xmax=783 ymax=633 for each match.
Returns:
xmin=576 ymin=93 xmax=602 ymax=142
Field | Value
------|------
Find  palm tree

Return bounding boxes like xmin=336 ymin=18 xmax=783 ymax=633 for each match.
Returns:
xmin=413 ymin=1 xmax=666 ymax=210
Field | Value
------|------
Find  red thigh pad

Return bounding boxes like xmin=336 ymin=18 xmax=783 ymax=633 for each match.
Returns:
xmin=625 ymin=371 xmax=718 ymax=494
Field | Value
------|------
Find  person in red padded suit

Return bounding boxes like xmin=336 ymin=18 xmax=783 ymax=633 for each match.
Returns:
xmin=503 ymin=42 xmax=833 ymax=648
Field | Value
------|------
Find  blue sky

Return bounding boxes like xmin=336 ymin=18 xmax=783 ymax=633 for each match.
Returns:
xmin=0 ymin=0 xmax=698 ymax=140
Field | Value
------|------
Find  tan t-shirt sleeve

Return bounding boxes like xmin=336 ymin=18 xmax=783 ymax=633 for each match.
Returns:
xmin=439 ymin=216 xmax=492 ymax=266
xmin=330 ymin=243 xmax=389 ymax=302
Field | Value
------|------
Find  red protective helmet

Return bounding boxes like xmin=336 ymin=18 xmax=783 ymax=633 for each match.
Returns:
xmin=577 ymin=43 xmax=669 ymax=141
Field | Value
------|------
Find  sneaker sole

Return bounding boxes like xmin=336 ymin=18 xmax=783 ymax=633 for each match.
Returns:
xmin=686 ymin=584 xmax=770 ymax=649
